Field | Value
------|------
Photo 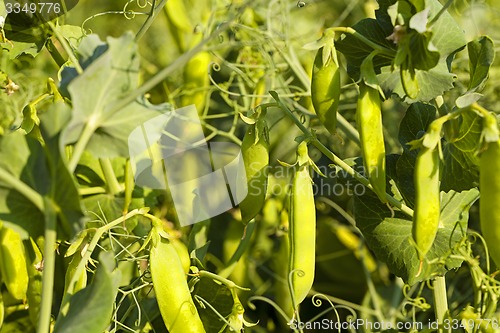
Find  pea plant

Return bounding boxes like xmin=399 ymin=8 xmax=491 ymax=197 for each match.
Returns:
xmin=0 ymin=0 xmax=500 ymax=332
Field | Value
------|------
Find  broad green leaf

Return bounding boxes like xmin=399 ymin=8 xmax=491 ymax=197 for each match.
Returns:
xmin=335 ymin=18 xmax=395 ymax=80
xmin=455 ymin=92 xmax=483 ymax=108
xmin=194 ymin=277 xmax=234 ymax=333
xmin=467 ymin=36 xmax=495 ymax=92
xmin=0 ymin=103 xmax=84 ymax=239
xmin=440 ymin=111 xmax=482 ymax=192
xmin=60 ymin=32 xmax=163 ymax=158
xmin=354 ymin=187 xmax=478 ymax=285
xmin=379 ymin=61 xmax=455 ymax=102
xmin=53 ymin=251 xmax=121 ymax=333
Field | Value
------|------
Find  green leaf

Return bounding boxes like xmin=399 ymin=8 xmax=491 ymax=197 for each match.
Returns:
xmin=455 ymin=92 xmax=483 ymax=108
xmin=60 ymin=32 xmax=164 ymax=158
xmin=53 ymin=251 xmax=121 ymax=333
xmin=467 ymin=36 xmax=495 ymax=93
xmin=194 ymin=277 xmax=233 ymax=333
xmin=0 ymin=103 xmax=85 ymax=239
xmin=354 ymin=187 xmax=478 ymax=285
xmin=440 ymin=111 xmax=482 ymax=192
xmin=379 ymin=61 xmax=455 ymax=102
xmin=335 ymin=18 xmax=395 ymax=80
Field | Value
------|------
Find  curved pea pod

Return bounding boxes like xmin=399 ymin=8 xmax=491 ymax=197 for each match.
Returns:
xmin=0 ymin=225 xmax=29 ymax=301
xmin=412 ymin=145 xmax=440 ymax=260
xmin=64 ymin=252 xmax=88 ymax=295
xmin=25 ymin=238 xmax=43 ymax=326
xmin=238 ymin=113 xmax=270 ymax=225
xmin=274 ymin=232 xmax=294 ymax=321
xmin=311 ymin=46 xmax=341 ymax=135
xmin=480 ymin=139 xmax=500 ymax=267
xmin=0 ymin=287 xmax=4 ymax=329
xmin=149 ymin=226 xmax=206 ymax=333
xmin=180 ymin=52 xmax=212 ymax=115
xmin=356 ymin=83 xmax=387 ymax=203
xmin=288 ymin=142 xmax=315 ymax=305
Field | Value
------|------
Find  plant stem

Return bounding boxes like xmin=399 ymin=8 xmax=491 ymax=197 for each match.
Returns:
xmin=433 ymin=276 xmax=449 ymax=333
xmin=270 ymin=91 xmax=414 ymax=218
xmin=99 ymin=158 xmax=122 ymax=195
xmin=48 ymin=21 xmax=83 ymax=74
xmin=135 ymin=0 xmax=167 ymax=41
xmin=37 ymin=198 xmax=58 ymax=333
xmin=198 ymin=270 xmax=250 ymax=291
xmin=78 ymin=186 xmax=107 ymax=196
xmin=0 ymin=168 xmax=44 ymax=211
xmin=68 ymin=122 xmax=96 ymax=173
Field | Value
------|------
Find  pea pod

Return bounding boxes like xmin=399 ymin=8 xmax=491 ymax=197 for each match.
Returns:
xmin=238 ymin=112 xmax=270 ymax=225
xmin=356 ymin=83 xmax=387 ymax=203
xmin=412 ymin=145 xmax=440 ymax=260
xmin=311 ymin=46 xmax=341 ymax=135
xmin=171 ymin=238 xmax=191 ymax=276
xmin=480 ymin=138 xmax=500 ymax=267
xmin=0 ymin=225 xmax=29 ymax=301
xmin=25 ymin=238 xmax=43 ymax=326
xmin=0 ymin=286 xmax=4 ymax=329
xmin=149 ymin=226 xmax=206 ymax=333
xmin=180 ymin=52 xmax=212 ymax=115
xmin=64 ymin=252 xmax=88 ymax=295
xmin=288 ymin=142 xmax=315 ymax=305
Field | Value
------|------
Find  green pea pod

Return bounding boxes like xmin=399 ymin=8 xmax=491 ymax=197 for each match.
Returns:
xmin=25 ymin=238 xmax=43 ymax=326
xmin=480 ymin=139 xmax=500 ymax=267
xmin=239 ymin=113 xmax=270 ymax=225
xmin=356 ymin=83 xmax=387 ymax=202
xmin=181 ymin=52 xmax=212 ymax=115
xmin=149 ymin=226 xmax=206 ymax=333
xmin=0 ymin=286 xmax=4 ymax=329
xmin=64 ymin=252 xmax=88 ymax=295
xmin=0 ymin=225 xmax=29 ymax=301
xmin=311 ymin=46 xmax=341 ymax=135
xmin=289 ymin=142 xmax=315 ymax=305
xmin=171 ymin=238 xmax=191 ymax=276
xmin=412 ymin=145 xmax=440 ymax=260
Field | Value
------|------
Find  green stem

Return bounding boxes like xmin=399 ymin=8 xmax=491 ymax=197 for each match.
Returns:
xmin=135 ymin=0 xmax=167 ymax=41
xmin=0 ymin=168 xmax=44 ymax=211
xmin=198 ymin=270 xmax=250 ymax=291
xmin=99 ymin=158 xmax=122 ymax=195
xmin=433 ymin=276 xmax=449 ymax=333
xmin=287 ymin=98 xmax=361 ymax=146
xmin=68 ymin=122 xmax=97 ymax=173
xmin=48 ymin=21 xmax=83 ymax=74
xmin=78 ymin=186 xmax=107 ymax=196
xmin=37 ymin=198 xmax=58 ymax=333
xmin=270 ymin=91 xmax=414 ymax=218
